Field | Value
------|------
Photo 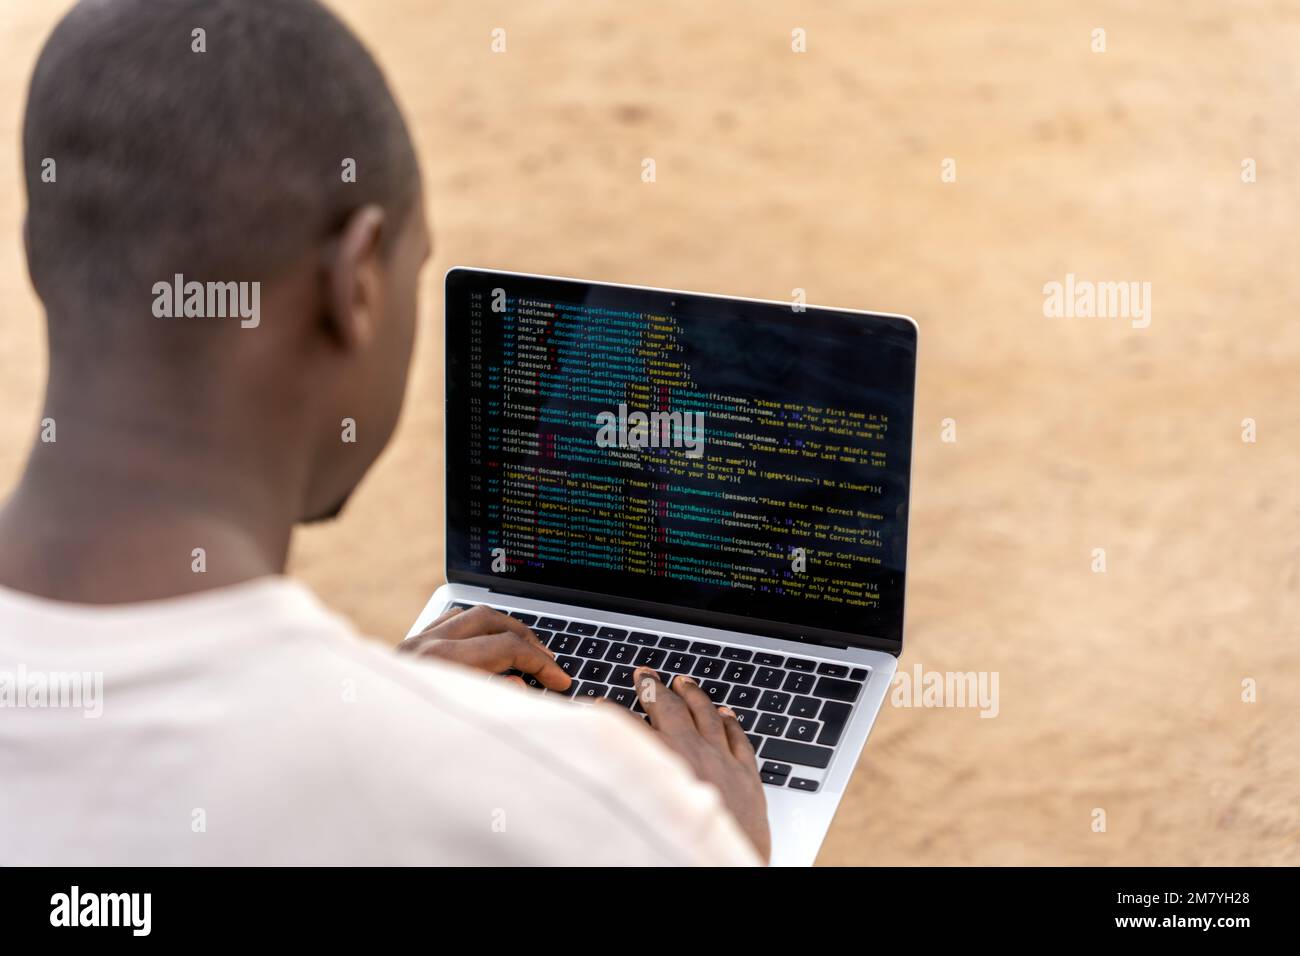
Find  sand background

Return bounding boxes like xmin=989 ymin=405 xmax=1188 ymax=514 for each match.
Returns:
xmin=1 ymin=0 xmax=1296 ymax=864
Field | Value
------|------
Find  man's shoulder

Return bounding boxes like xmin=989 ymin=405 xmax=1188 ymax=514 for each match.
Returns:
xmin=248 ymin=612 xmax=723 ymax=864
xmin=249 ymin=602 xmax=629 ymax=790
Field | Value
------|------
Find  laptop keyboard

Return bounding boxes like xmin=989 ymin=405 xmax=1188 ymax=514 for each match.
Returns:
xmin=445 ymin=602 xmax=871 ymax=794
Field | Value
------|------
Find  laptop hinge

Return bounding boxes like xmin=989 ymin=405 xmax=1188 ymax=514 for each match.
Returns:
xmin=468 ymin=580 xmax=880 ymax=655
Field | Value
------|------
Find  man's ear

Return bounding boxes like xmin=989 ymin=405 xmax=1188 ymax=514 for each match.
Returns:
xmin=323 ymin=205 xmax=386 ymax=349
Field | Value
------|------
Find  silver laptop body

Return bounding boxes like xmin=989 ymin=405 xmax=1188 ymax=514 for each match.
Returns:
xmin=411 ymin=268 xmax=917 ymax=867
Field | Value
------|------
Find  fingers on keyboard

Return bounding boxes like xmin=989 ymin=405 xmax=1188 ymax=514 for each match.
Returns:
xmin=461 ymin=604 xmax=866 ymax=787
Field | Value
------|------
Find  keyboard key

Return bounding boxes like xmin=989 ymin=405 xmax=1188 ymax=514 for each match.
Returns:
xmin=786 ymin=718 xmax=819 ymax=742
xmin=449 ymin=602 xmax=474 ymax=610
xmin=790 ymin=696 xmax=821 ymax=719
xmin=761 ymin=772 xmax=787 ymax=786
xmin=659 ymin=637 xmax=691 ymax=651
xmin=607 ymin=686 xmax=638 ymax=708
xmin=522 ymin=673 xmax=544 ymax=689
xmin=536 ymin=616 xmax=569 ymax=631
xmin=550 ymin=633 xmax=580 ymax=655
xmin=690 ymin=642 xmax=721 ymax=656
xmin=550 ymin=681 xmax=578 ymax=698
xmin=746 ymin=734 xmax=763 ymax=751
xmin=633 ymin=647 xmax=666 ymax=669
xmin=816 ymin=701 xmax=852 ymax=747
xmin=721 ymin=647 xmax=752 ymax=661
xmin=576 ymin=638 xmax=609 ymax=659
xmin=609 ymin=665 xmax=636 ymax=687
xmin=604 ymin=642 xmax=638 ymax=665
xmin=627 ymin=632 xmax=659 ymax=646
xmin=723 ymin=662 xmax=755 ymax=684
xmin=813 ymin=676 xmax=863 ymax=702
xmin=753 ymin=653 xmax=785 ymax=667
xmin=691 ymin=657 xmax=726 ymax=680
xmin=786 ymin=658 xmax=816 ymax=672
xmin=762 ymin=761 xmax=792 ymax=777
xmin=731 ymin=708 xmax=757 ymax=731
xmin=532 ymin=629 xmax=554 ymax=647
xmin=753 ymin=667 xmax=784 ymax=689
xmin=851 ymin=667 xmax=869 ymax=682
xmin=760 ymin=738 xmax=833 ymax=769
xmin=508 ymin=612 xmax=538 ymax=626
xmin=757 ymin=714 xmax=788 ymax=736
xmin=566 ymin=621 xmax=598 ymax=636
xmin=789 ymin=777 xmax=820 ymax=792
xmin=817 ymin=662 xmax=849 ymax=678
xmin=783 ymin=671 xmax=816 ymax=694
xmin=701 ymin=681 xmax=729 ymax=703
xmin=726 ymin=685 xmax=759 ymax=709
xmin=579 ymin=660 xmax=611 ymax=683
xmin=575 ymin=682 xmax=607 ymax=700
xmin=556 ymin=656 xmax=582 ymax=679
xmin=597 ymin=626 xmax=628 ymax=640
xmin=663 ymin=653 xmax=696 ymax=674
xmin=757 ymin=690 xmax=790 ymax=713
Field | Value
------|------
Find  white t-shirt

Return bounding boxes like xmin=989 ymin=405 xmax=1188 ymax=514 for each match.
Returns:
xmin=0 ymin=577 xmax=760 ymax=866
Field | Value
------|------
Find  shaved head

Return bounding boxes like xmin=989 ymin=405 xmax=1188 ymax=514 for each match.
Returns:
xmin=23 ymin=0 xmax=420 ymax=340
xmin=3 ymin=0 xmax=434 ymax=600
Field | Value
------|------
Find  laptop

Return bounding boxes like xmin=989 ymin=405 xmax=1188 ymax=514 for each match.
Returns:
xmin=409 ymin=267 xmax=918 ymax=866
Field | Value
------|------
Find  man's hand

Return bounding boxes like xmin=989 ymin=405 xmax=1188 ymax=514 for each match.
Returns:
xmin=628 ymin=667 xmax=771 ymax=862
xmin=397 ymin=605 xmax=572 ymax=691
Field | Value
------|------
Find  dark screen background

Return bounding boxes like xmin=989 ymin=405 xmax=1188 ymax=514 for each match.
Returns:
xmin=445 ymin=269 xmax=917 ymax=648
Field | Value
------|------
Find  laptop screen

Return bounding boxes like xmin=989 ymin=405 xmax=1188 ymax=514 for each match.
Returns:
xmin=444 ymin=269 xmax=917 ymax=652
